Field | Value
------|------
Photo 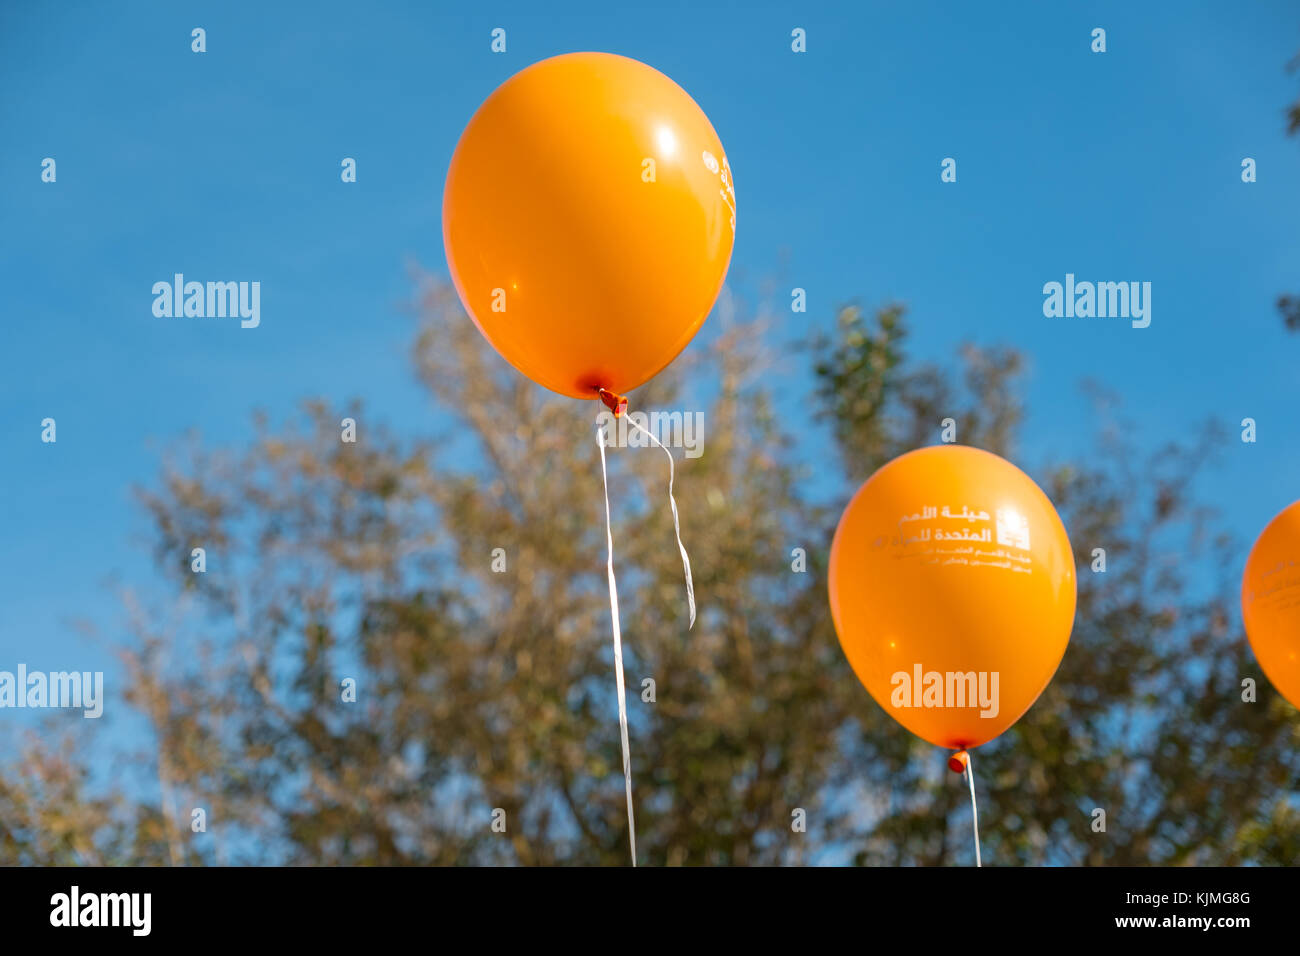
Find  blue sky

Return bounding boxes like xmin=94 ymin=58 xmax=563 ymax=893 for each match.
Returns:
xmin=1 ymin=0 xmax=1298 ymax=758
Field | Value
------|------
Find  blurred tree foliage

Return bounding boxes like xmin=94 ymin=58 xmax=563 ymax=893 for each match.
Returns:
xmin=2 ymin=275 xmax=1298 ymax=866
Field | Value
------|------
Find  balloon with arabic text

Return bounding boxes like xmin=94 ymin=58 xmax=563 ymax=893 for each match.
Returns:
xmin=828 ymin=445 xmax=1077 ymax=749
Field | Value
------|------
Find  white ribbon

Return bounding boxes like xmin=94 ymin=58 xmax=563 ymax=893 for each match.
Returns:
xmin=964 ymin=753 xmax=983 ymax=867
xmin=597 ymin=422 xmax=637 ymax=866
xmin=622 ymin=415 xmax=696 ymax=630
xmin=592 ymin=406 xmax=699 ymax=866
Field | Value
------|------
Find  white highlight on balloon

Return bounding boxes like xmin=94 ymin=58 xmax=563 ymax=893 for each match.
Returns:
xmin=655 ymin=125 xmax=677 ymax=159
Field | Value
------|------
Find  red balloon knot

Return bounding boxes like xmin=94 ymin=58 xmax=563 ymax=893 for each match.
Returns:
xmin=597 ymin=387 xmax=628 ymax=418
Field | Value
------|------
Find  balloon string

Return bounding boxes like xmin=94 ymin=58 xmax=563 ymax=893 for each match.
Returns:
xmin=964 ymin=753 xmax=982 ymax=867
xmin=596 ymin=422 xmax=637 ymax=867
xmin=621 ymin=413 xmax=696 ymax=629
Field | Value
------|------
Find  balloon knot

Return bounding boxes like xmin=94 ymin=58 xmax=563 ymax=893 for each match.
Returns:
xmin=948 ymin=749 xmax=970 ymax=774
xmin=597 ymin=387 xmax=628 ymax=418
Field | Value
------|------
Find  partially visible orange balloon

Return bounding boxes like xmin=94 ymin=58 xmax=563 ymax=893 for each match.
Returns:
xmin=1242 ymin=500 xmax=1300 ymax=709
xmin=442 ymin=52 xmax=736 ymax=399
xmin=828 ymin=445 xmax=1077 ymax=749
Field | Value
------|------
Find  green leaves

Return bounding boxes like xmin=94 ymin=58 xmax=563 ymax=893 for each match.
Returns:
xmin=4 ymin=277 xmax=1297 ymax=867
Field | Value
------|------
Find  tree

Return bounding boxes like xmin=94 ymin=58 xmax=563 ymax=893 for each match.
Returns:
xmin=2 ymin=275 xmax=1297 ymax=865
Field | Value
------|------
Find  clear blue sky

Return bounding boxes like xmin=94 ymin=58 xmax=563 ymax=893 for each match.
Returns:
xmin=1 ymin=0 xmax=1298 ymax=758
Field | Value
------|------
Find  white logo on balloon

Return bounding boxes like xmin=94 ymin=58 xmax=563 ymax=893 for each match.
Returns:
xmin=701 ymin=150 xmax=735 ymax=232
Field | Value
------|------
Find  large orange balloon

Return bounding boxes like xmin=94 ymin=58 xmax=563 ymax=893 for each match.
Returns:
xmin=1242 ymin=500 xmax=1300 ymax=709
xmin=828 ymin=445 xmax=1077 ymax=749
xmin=442 ymin=52 xmax=736 ymax=399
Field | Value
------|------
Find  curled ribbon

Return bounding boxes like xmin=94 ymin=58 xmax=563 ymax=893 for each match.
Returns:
xmin=593 ymin=390 xmax=698 ymax=866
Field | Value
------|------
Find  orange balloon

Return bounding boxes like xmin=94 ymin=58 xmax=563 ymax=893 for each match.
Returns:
xmin=828 ymin=445 xmax=1077 ymax=749
xmin=1242 ymin=500 xmax=1300 ymax=709
xmin=442 ymin=52 xmax=736 ymax=399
